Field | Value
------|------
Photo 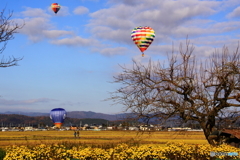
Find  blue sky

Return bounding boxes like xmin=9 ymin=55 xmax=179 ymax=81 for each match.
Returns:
xmin=0 ymin=0 xmax=240 ymax=114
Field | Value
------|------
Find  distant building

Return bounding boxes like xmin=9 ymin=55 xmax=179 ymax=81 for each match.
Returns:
xmin=107 ymin=126 xmax=113 ymax=130
xmin=168 ymin=127 xmax=191 ymax=131
xmin=70 ymin=126 xmax=77 ymax=130
xmin=129 ymin=127 xmax=139 ymax=131
xmin=24 ymin=126 xmax=33 ymax=131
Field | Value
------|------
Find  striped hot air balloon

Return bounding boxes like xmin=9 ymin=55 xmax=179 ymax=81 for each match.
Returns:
xmin=50 ymin=108 xmax=66 ymax=128
xmin=51 ymin=3 xmax=61 ymax=14
xmin=131 ymin=26 xmax=155 ymax=57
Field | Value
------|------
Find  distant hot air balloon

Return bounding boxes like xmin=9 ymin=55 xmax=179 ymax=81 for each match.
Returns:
xmin=51 ymin=3 xmax=61 ymax=14
xmin=50 ymin=108 xmax=66 ymax=128
xmin=131 ymin=26 xmax=155 ymax=57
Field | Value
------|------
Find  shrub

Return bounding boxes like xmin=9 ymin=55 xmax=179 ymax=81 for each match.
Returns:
xmin=0 ymin=148 xmax=6 ymax=160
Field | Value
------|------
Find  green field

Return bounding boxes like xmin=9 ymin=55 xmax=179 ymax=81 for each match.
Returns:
xmin=0 ymin=130 xmax=208 ymax=148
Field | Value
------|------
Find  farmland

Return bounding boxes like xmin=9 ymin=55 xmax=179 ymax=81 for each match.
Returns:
xmin=3 ymin=130 xmax=240 ymax=160
xmin=0 ymin=130 xmax=207 ymax=148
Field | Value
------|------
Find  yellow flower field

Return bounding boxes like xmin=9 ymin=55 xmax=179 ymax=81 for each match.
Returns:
xmin=0 ymin=130 xmax=207 ymax=147
xmin=3 ymin=142 xmax=240 ymax=160
xmin=2 ymin=130 xmax=238 ymax=159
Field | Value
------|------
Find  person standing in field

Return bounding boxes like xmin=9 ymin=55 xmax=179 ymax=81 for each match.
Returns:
xmin=73 ymin=131 xmax=77 ymax=138
xmin=76 ymin=130 xmax=80 ymax=138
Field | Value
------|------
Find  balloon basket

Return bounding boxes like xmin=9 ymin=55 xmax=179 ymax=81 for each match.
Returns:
xmin=54 ymin=123 xmax=62 ymax=128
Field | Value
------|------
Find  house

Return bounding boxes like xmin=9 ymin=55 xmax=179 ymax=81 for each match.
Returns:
xmin=70 ymin=126 xmax=77 ymax=130
xmin=24 ymin=126 xmax=33 ymax=131
xmin=129 ymin=127 xmax=139 ymax=131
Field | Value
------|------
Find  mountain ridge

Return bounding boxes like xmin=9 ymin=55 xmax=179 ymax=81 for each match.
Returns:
xmin=0 ymin=111 xmax=127 ymax=121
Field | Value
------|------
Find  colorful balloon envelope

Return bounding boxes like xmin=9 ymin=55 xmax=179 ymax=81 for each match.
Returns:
xmin=131 ymin=26 xmax=155 ymax=57
xmin=51 ymin=3 xmax=61 ymax=14
xmin=50 ymin=108 xmax=66 ymax=128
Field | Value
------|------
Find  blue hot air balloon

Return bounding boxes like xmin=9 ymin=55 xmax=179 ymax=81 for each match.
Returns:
xmin=50 ymin=108 xmax=67 ymax=128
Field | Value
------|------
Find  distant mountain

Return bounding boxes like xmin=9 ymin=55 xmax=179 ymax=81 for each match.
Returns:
xmin=2 ymin=111 xmax=49 ymax=117
xmin=67 ymin=111 xmax=128 ymax=121
xmin=0 ymin=114 xmax=111 ymax=127
xmin=0 ymin=111 xmax=128 ymax=121
xmin=0 ymin=111 xmax=183 ymax=127
xmin=0 ymin=114 xmax=53 ymax=127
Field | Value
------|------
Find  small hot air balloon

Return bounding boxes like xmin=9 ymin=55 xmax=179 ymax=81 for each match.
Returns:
xmin=50 ymin=108 xmax=66 ymax=128
xmin=51 ymin=3 xmax=61 ymax=14
xmin=131 ymin=26 xmax=155 ymax=57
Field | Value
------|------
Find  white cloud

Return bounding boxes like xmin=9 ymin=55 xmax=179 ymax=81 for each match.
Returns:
xmin=21 ymin=7 xmax=50 ymax=18
xmin=108 ymin=0 xmax=141 ymax=6
xmin=0 ymin=98 xmax=56 ymax=105
xmin=167 ymin=19 xmax=240 ymax=40
xmin=90 ymin=26 xmax=132 ymax=44
xmin=98 ymin=47 xmax=127 ymax=56
xmin=16 ymin=7 xmax=74 ymax=42
xmin=227 ymin=6 xmax=240 ymax=18
xmin=87 ymin=0 xmax=221 ymax=46
xmin=42 ymin=30 xmax=74 ymax=39
xmin=73 ymin=6 xmax=89 ymax=15
xmin=221 ymin=0 xmax=240 ymax=10
xmin=18 ymin=17 xmax=52 ymax=42
xmin=18 ymin=17 xmax=74 ymax=42
xmin=50 ymin=36 xmax=95 ymax=46
xmin=59 ymin=101 xmax=85 ymax=107
xmin=83 ymin=0 xmax=240 ymax=58
xmin=15 ymin=0 xmax=240 ymax=57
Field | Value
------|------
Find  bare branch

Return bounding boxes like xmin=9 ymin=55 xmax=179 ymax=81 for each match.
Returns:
xmin=0 ymin=8 xmax=24 ymax=67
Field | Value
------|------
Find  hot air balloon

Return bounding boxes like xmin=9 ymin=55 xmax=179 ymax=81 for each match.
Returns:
xmin=131 ymin=26 xmax=155 ymax=57
xmin=51 ymin=3 xmax=61 ymax=14
xmin=50 ymin=108 xmax=66 ymax=128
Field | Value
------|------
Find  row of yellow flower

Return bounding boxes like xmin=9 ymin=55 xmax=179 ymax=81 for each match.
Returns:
xmin=3 ymin=142 xmax=240 ymax=160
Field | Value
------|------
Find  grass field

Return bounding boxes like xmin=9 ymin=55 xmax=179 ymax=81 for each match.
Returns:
xmin=0 ymin=130 xmax=208 ymax=148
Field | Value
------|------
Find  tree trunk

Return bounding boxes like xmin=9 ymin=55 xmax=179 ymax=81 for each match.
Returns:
xmin=201 ymin=120 xmax=218 ymax=146
xmin=203 ymin=128 xmax=215 ymax=145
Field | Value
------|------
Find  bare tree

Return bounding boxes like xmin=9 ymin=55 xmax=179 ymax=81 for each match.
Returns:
xmin=0 ymin=8 xmax=24 ymax=67
xmin=110 ymin=39 xmax=240 ymax=145
xmin=216 ymin=109 xmax=240 ymax=129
